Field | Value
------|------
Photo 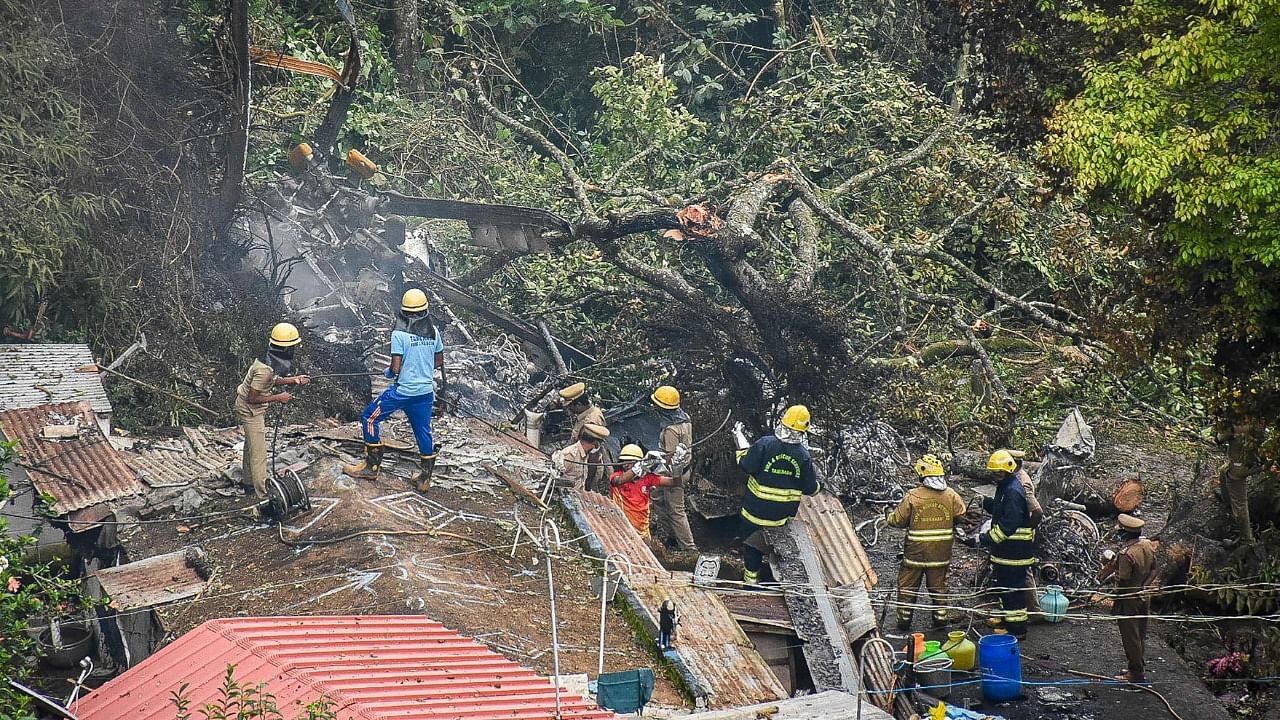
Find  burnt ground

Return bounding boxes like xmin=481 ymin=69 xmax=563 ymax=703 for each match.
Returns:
xmin=117 ymin=415 xmax=683 ymax=706
xmin=854 ymin=423 xmax=1233 ymax=719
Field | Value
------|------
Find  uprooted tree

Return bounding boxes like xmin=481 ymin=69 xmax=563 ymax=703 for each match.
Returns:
xmin=450 ymin=53 xmax=1129 ymax=444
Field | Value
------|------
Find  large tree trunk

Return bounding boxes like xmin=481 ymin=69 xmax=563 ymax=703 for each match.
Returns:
xmin=218 ymin=0 xmax=250 ymax=228
xmin=387 ymin=0 xmax=423 ymax=93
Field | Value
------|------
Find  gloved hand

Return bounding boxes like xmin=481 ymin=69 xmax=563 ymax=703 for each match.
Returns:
xmin=671 ymin=443 xmax=691 ymax=472
xmin=383 ymin=367 xmax=395 ymax=379
xmin=637 ymin=450 xmax=667 ymax=476
xmin=1102 ymin=549 xmax=1116 ymax=562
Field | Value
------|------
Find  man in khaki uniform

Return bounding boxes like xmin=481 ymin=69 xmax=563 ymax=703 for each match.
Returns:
xmin=1098 ymin=513 xmax=1157 ymax=683
xmin=650 ymin=385 xmax=697 ymax=553
xmin=552 ymin=423 xmax=609 ymax=493
xmin=235 ymin=323 xmax=309 ymax=496
xmin=886 ymin=454 xmax=966 ymax=629
xmin=559 ymin=382 xmax=606 ymax=440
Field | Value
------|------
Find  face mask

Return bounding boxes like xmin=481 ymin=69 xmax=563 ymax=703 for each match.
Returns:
xmin=266 ymin=347 xmax=294 ymax=375
xmin=923 ymin=476 xmax=947 ymax=491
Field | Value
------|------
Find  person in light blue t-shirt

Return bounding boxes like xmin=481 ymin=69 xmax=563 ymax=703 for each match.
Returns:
xmin=343 ymin=288 xmax=447 ymax=490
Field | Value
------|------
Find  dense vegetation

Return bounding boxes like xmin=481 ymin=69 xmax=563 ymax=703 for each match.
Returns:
xmin=4 ymin=0 xmax=1280 ymax=705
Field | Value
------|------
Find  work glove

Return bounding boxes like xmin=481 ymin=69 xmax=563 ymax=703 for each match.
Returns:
xmin=383 ymin=367 xmax=395 ymax=379
xmin=636 ymin=450 xmax=668 ymax=476
xmin=1102 ymin=549 xmax=1116 ymax=563
xmin=670 ymin=443 xmax=691 ymax=474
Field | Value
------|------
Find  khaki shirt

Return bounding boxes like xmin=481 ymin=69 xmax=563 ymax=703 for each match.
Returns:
xmin=553 ymin=441 xmax=602 ymax=492
xmin=571 ymin=404 xmax=606 ymax=440
xmin=1115 ymin=536 xmax=1157 ymax=598
xmin=234 ymin=359 xmax=275 ymax=418
xmin=660 ymin=420 xmax=693 ymax=482
xmin=1016 ymin=467 xmax=1043 ymax=525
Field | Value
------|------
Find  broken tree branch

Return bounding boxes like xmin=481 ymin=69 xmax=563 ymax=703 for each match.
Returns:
xmin=463 ymin=63 xmax=596 ymax=219
xmin=829 ymin=119 xmax=952 ymax=199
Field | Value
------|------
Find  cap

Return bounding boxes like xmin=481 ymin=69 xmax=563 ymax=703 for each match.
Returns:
xmin=581 ymin=423 xmax=610 ymax=441
xmin=1117 ymin=513 xmax=1145 ymax=530
xmin=559 ymin=382 xmax=587 ymax=401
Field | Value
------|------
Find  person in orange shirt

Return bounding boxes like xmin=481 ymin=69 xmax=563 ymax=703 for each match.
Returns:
xmin=609 ymin=444 xmax=676 ymax=538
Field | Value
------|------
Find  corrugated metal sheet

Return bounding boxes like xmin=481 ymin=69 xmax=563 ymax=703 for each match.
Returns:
xmin=89 ymin=549 xmax=208 ymax=609
xmin=564 ymin=490 xmax=787 ymax=709
xmin=76 ymin=616 xmax=615 ymax=720
xmin=111 ymin=436 xmax=233 ymax=488
xmin=0 ymin=402 xmax=144 ymax=515
xmin=796 ymin=493 xmax=878 ymax=590
xmin=633 ymin=583 xmax=787 ymax=709
xmin=566 ymin=490 xmax=670 ymax=585
xmin=0 ymin=344 xmax=111 ymax=416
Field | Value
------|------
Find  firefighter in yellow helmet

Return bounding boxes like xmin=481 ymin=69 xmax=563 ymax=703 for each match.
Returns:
xmin=980 ymin=449 xmax=1036 ymax=638
xmin=343 ymin=289 xmax=446 ymax=491
xmin=649 ymin=385 xmax=698 ymax=553
xmin=886 ymin=454 xmax=966 ymax=630
xmin=736 ymin=405 xmax=821 ymax=586
xmin=235 ymin=323 xmax=309 ymax=497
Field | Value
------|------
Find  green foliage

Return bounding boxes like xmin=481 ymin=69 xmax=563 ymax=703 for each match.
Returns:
xmin=0 ymin=442 xmax=91 ymax=718
xmin=171 ymin=666 xmax=337 ymax=720
xmin=0 ymin=0 xmax=118 ymax=328
xmin=1047 ymin=0 xmax=1280 ymax=331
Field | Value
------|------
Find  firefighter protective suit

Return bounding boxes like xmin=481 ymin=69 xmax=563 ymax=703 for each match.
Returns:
xmin=886 ymin=484 xmax=966 ymax=628
xmin=981 ymin=452 xmax=1036 ymax=637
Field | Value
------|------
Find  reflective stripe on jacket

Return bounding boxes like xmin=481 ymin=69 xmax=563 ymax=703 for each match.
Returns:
xmin=886 ymin=486 xmax=966 ymax=569
xmin=738 ymin=435 xmax=819 ymax=528
xmin=984 ymin=474 xmax=1036 ymax=566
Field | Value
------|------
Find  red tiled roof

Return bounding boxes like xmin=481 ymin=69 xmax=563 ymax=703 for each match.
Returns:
xmin=76 ymin=616 xmax=616 ymax=720
xmin=0 ymin=402 xmax=144 ymax=517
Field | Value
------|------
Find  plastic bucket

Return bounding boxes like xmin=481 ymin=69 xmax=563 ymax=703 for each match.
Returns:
xmin=978 ymin=633 xmax=1022 ymax=702
xmin=916 ymin=655 xmax=954 ymax=699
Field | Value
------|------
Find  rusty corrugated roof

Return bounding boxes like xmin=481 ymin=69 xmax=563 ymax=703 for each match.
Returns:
xmin=89 ymin=549 xmax=208 ymax=609
xmin=0 ymin=402 xmax=144 ymax=516
xmin=718 ymin=591 xmax=794 ymax=631
xmin=566 ymin=490 xmax=670 ymax=585
xmin=0 ymin=344 xmax=111 ymax=416
xmin=564 ymin=490 xmax=787 ymax=709
xmin=633 ymin=583 xmax=787 ymax=709
xmin=75 ymin=616 xmax=615 ymax=720
xmin=796 ymin=493 xmax=878 ymax=590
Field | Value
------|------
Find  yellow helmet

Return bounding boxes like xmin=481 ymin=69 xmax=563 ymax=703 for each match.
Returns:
xmin=619 ymin=444 xmax=644 ymax=462
xmin=401 ymin=288 xmax=429 ymax=313
xmin=987 ymin=449 xmax=1017 ymax=474
xmin=914 ymin=454 xmax=944 ymax=478
xmin=651 ymin=385 xmax=681 ymax=410
xmin=781 ymin=405 xmax=810 ymax=432
xmin=269 ymin=322 xmax=301 ymax=348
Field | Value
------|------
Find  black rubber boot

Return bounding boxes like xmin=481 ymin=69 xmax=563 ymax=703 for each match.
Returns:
xmin=343 ymin=444 xmax=383 ymax=480
xmin=414 ymin=449 xmax=438 ymax=492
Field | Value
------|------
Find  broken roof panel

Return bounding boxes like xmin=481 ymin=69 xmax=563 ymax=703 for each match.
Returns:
xmin=565 ymin=490 xmax=671 ymax=585
xmin=633 ymin=582 xmax=787 ymax=709
xmin=110 ymin=436 xmax=233 ymax=488
xmin=719 ymin=591 xmax=794 ymax=631
xmin=88 ymin=549 xmax=209 ymax=609
xmin=796 ymin=493 xmax=878 ymax=590
xmin=0 ymin=343 xmax=111 ymax=416
xmin=0 ymin=402 xmax=144 ymax=516
xmin=76 ymin=615 xmax=616 ymax=720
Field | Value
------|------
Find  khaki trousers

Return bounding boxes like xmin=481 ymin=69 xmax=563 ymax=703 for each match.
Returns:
xmin=1115 ymin=598 xmax=1149 ymax=679
xmin=897 ymin=564 xmax=950 ymax=623
xmin=652 ymin=480 xmax=697 ymax=552
xmin=238 ymin=408 xmax=268 ymax=497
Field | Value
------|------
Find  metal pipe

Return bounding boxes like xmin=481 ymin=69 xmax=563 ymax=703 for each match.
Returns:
xmin=542 ymin=518 xmax=564 ymax=719
xmin=597 ymin=552 xmax=632 ymax=678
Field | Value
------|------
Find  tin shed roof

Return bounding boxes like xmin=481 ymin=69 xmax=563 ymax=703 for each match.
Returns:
xmin=0 ymin=402 xmax=144 ymax=516
xmin=75 ymin=615 xmax=616 ymax=720
xmin=88 ymin=549 xmax=209 ymax=609
xmin=0 ymin=344 xmax=111 ymax=416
